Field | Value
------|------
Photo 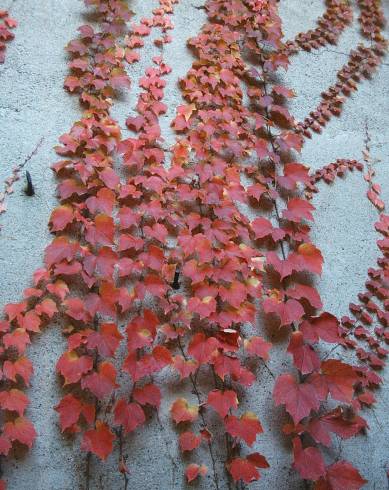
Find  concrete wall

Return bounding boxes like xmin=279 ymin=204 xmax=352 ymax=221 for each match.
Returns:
xmin=0 ymin=0 xmax=388 ymax=488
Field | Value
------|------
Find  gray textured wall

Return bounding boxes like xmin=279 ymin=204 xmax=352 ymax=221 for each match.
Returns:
xmin=0 ymin=0 xmax=388 ymax=489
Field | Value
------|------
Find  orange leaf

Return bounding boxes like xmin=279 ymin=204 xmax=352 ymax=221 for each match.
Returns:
xmin=170 ymin=398 xmax=199 ymax=424
xmin=185 ymin=463 xmax=207 ymax=483
xmin=225 ymin=412 xmax=263 ymax=446
xmin=49 ymin=205 xmax=74 ymax=231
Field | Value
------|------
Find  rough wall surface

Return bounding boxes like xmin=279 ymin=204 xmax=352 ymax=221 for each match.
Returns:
xmin=0 ymin=0 xmax=388 ymax=489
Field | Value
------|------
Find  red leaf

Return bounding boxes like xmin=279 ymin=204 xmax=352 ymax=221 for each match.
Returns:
xmin=290 ymin=243 xmax=323 ymax=276
xmin=55 ymin=394 xmax=82 ymax=432
xmin=3 ymin=417 xmax=36 ymax=448
xmin=123 ymin=346 xmax=172 ymax=382
xmin=86 ymin=323 xmax=123 ymax=357
xmin=283 ymin=198 xmax=315 ymax=223
xmin=99 ymin=168 xmax=120 ymax=190
xmin=188 ymin=296 xmax=217 ymax=318
xmin=301 ymin=313 xmax=341 ymax=344
xmin=255 ymin=138 xmax=270 ymax=159
xmin=247 ymin=183 xmax=267 ymax=201
xmin=113 ymin=400 xmax=146 ymax=434
xmin=185 ymin=463 xmax=207 ymax=483
xmin=273 ymin=373 xmax=324 ymax=424
xmin=19 ymin=310 xmax=41 ymax=333
xmin=49 ymin=205 xmax=74 ymax=231
xmin=207 ymin=389 xmax=238 ymax=418
xmin=263 ymin=297 xmax=305 ymax=327
xmin=225 ymin=411 xmax=263 ymax=446
xmin=188 ymin=333 xmax=219 ymax=364
xmin=321 ymin=359 xmax=358 ymax=403
xmin=81 ymin=421 xmax=115 ymax=460
xmin=81 ymin=361 xmax=118 ymax=399
xmin=287 ymin=284 xmax=322 ymax=309
xmin=277 ymin=131 xmax=303 ymax=152
xmin=292 ymin=437 xmax=326 ymax=481
xmin=266 ymin=252 xmax=294 ymax=280
xmin=219 ymin=281 xmax=248 ymax=308
xmin=4 ymin=302 xmax=26 ymax=321
xmin=0 ymin=389 xmax=29 ymax=416
xmin=44 ymin=236 xmax=78 ymax=268
xmin=46 ymin=280 xmax=69 ymax=301
xmin=252 ymin=218 xmax=284 ymax=241
xmin=278 ymin=162 xmax=310 ymax=189
xmin=35 ymin=298 xmax=58 ymax=318
xmin=133 ymin=383 xmax=161 ymax=408
xmin=56 ymin=351 xmax=93 ymax=385
xmin=3 ymin=328 xmax=30 ymax=354
xmin=85 ymin=214 xmax=115 ymax=246
xmin=244 ymin=336 xmax=272 ymax=360
xmin=307 ymin=408 xmax=367 ymax=447
xmin=315 ymin=460 xmax=367 ymax=490
xmin=3 ymin=357 xmax=33 ymax=385
xmin=173 ymin=355 xmax=198 ymax=379
xmin=179 ymin=431 xmax=202 ymax=452
xmin=0 ymin=436 xmax=12 ymax=456
xmin=287 ymin=331 xmax=321 ymax=374
xmin=228 ymin=453 xmax=269 ymax=483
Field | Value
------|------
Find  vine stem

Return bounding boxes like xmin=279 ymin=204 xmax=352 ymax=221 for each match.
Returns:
xmin=176 ymin=335 xmax=220 ymax=490
xmin=85 ymin=451 xmax=91 ymax=490
xmin=118 ymin=428 xmax=129 ymax=490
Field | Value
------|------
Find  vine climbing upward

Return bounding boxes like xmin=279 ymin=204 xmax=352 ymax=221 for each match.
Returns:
xmin=0 ymin=0 xmax=388 ymax=489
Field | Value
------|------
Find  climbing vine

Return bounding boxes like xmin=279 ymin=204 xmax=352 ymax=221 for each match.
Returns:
xmin=0 ymin=0 xmax=387 ymax=489
xmin=0 ymin=9 xmax=16 ymax=64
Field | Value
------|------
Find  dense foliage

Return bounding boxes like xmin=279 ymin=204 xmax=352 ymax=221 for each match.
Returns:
xmin=0 ymin=0 xmax=387 ymax=488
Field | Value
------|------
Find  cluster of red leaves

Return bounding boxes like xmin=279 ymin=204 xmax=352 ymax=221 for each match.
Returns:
xmin=284 ymin=0 xmax=353 ymax=55
xmin=162 ymin=0 xmax=287 ymax=484
xmin=305 ymin=158 xmax=364 ymax=199
xmin=0 ymin=10 xmax=16 ymax=64
xmin=296 ymin=43 xmax=386 ymax=138
xmin=161 ymin=0 xmax=371 ymax=486
xmin=0 ymin=274 xmax=57 ymax=459
xmin=299 ymin=149 xmax=389 ymax=462
xmin=54 ymin=0 xmax=180 ymax=472
xmin=358 ymin=0 xmax=386 ymax=42
xmin=239 ymin=5 xmax=368 ymax=488
xmin=0 ymin=0 xmax=387 ymax=488
xmin=110 ymin=0 xmax=179 ymax=469
xmin=295 ymin=1 xmax=387 ymax=138
xmin=51 ymin=0 xmax=132 ymax=464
